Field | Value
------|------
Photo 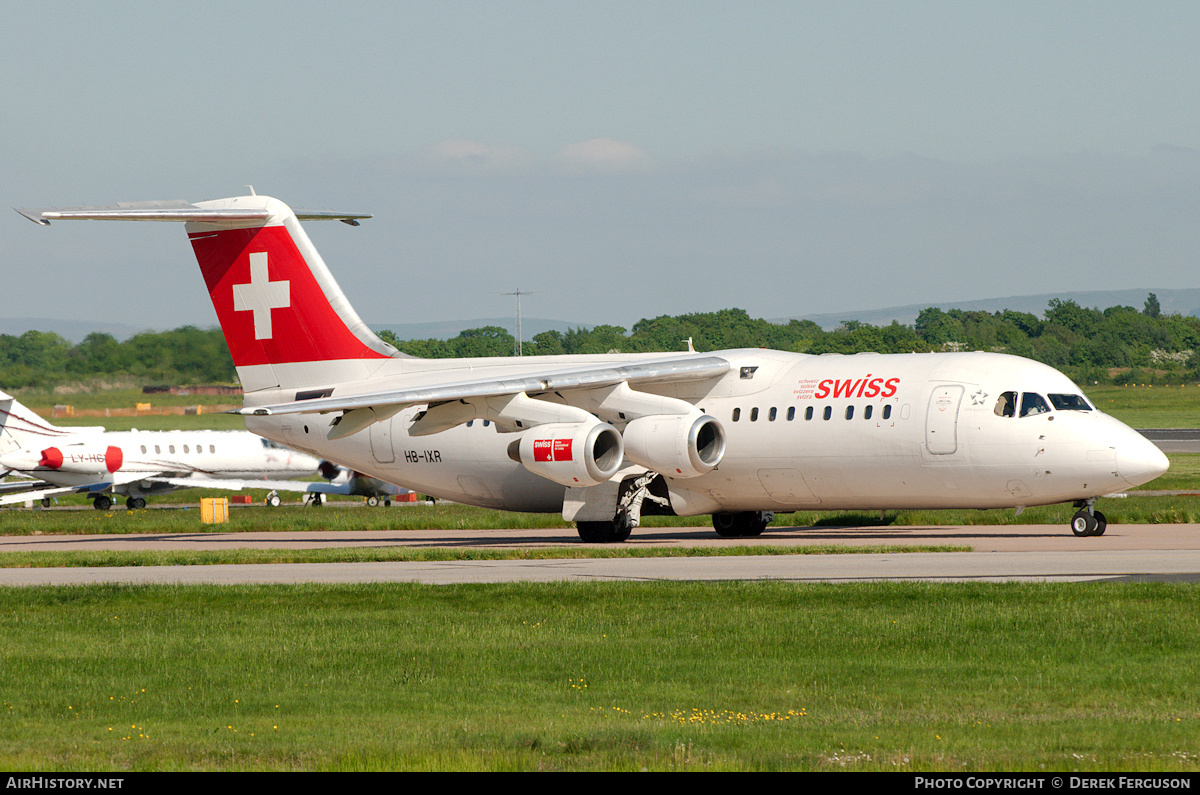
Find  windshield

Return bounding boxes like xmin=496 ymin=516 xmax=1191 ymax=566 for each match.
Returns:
xmin=1048 ymin=393 xmax=1092 ymax=411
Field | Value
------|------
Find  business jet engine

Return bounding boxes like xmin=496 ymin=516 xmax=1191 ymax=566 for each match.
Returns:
xmin=513 ymin=421 xmax=624 ymax=487
xmin=621 ymin=413 xmax=726 ymax=478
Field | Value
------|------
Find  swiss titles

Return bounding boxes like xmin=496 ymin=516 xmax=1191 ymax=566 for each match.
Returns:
xmin=794 ymin=376 xmax=900 ymax=400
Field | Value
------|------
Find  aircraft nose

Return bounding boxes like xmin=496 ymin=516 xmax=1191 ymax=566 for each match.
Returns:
xmin=1117 ymin=433 xmax=1169 ymax=488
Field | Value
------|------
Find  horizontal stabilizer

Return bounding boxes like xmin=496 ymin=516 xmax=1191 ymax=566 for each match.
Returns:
xmin=16 ymin=201 xmax=371 ymax=226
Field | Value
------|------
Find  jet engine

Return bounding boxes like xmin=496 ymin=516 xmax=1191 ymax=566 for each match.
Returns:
xmin=514 ymin=421 xmax=624 ymax=487
xmin=621 ymin=413 xmax=725 ymax=478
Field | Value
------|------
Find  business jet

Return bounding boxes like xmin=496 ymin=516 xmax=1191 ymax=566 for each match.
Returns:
xmin=0 ymin=389 xmax=327 ymax=509
xmin=18 ymin=195 xmax=1168 ymax=540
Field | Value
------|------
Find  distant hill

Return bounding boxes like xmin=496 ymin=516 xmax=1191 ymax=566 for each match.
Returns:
xmin=369 ymin=316 xmax=591 ymax=341
xmin=780 ymin=288 xmax=1200 ymax=331
xmin=0 ymin=317 xmax=145 ymax=344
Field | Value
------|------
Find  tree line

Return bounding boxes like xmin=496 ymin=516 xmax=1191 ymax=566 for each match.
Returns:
xmin=379 ymin=294 xmax=1200 ymax=385
xmin=2 ymin=294 xmax=1195 ymax=390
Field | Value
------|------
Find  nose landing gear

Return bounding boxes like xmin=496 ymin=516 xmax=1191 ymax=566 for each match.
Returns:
xmin=1070 ymin=499 xmax=1107 ymax=537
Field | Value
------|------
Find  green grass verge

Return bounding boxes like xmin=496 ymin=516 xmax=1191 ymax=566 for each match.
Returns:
xmin=2 ymin=581 xmax=1198 ymax=771
xmin=0 ymin=544 xmax=970 ymax=570
xmin=1087 ymin=384 xmax=1200 ymax=429
xmin=3 ymin=494 xmax=1200 ymax=538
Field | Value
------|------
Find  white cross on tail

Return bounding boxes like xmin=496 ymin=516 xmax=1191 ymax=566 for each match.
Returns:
xmin=232 ymin=252 xmax=290 ymax=340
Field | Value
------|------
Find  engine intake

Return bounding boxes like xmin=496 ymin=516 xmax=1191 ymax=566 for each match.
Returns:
xmin=622 ymin=413 xmax=725 ymax=478
xmin=515 ymin=421 xmax=624 ymax=487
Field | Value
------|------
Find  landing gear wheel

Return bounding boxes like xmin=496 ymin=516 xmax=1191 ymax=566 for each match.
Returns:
xmin=93 ymin=495 xmax=112 ymax=511
xmin=366 ymin=496 xmax=380 ymax=507
xmin=1071 ymin=509 xmax=1098 ymax=537
xmin=712 ymin=512 xmax=743 ymax=538
xmin=40 ymin=497 xmax=51 ymax=508
xmin=265 ymin=492 xmax=282 ymax=508
xmin=308 ymin=493 xmax=325 ymax=507
xmin=1092 ymin=510 xmax=1108 ymax=537
xmin=712 ymin=511 xmax=773 ymax=538
xmin=125 ymin=497 xmax=146 ymax=510
xmin=576 ymin=520 xmax=632 ymax=543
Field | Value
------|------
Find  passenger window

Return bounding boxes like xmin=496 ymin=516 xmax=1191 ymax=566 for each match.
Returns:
xmin=732 ymin=408 xmax=741 ymax=422
xmin=882 ymin=405 xmax=892 ymax=420
xmin=209 ymin=445 xmax=215 ymax=453
xmin=749 ymin=407 xmax=758 ymax=421
xmin=864 ymin=405 xmax=873 ymax=420
xmin=1020 ymin=393 xmax=1051 ymax=417
xmin=154 ymin=445 xmax=161 ymax=454
xmin=995 ymin=391 xmax=1017 ymax=418
xmin=1048 ymin=393 xmax=1092 ymax=411
xmin=805 ymin=406 xmax=813 ymax=421
xmin=823 ymin=406 xmax=832 ymax=421
xmin=140 ymin=445 xmax=147 ymax=454
xmin=787 ymin=407 xmax=795 ymax=421
xmin=845 ymin=406 xmax=854 ymax=420
xmin=768 ymin=407 xmax=777 ymax=421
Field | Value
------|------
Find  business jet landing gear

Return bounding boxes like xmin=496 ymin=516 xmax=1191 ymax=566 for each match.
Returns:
xmin=303 ymin=493 xmax=325 ymax=507
xmin=265 ymin=491 xmax=282 ymax=507
xmin=712 ymin=511 xmax=774 ymax=538
xmin=1070 ymin=499 xmax=1107 ymax=537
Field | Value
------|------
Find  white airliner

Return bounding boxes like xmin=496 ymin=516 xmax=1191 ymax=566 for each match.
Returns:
xmin=0 ymin=390 xmax=326 ymax=509
xmin=19 ymin=195 xmax=1168 ymax=539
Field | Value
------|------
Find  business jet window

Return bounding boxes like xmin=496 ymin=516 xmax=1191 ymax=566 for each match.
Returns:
xmin=1048 ymin=394 xmax=1092 ymax=411
xmin=732 ymin=408 xmax=741 ymax=422
xmin=140 ymin=445 xmax=147 ymax=454
xmin=183 ymin=445 xmax=190 ymax=454
xmin=1020 ymin=392 xmax=1052 ymax=417
xmin=994 ymin=391 xmax=1017 ymax=417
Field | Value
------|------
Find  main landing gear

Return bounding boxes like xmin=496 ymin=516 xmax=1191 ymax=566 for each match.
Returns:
xmin=712 ymin=511 xmax=774 ymax=538
xmin=1070 ymin=498 xmax=1107 ymax=537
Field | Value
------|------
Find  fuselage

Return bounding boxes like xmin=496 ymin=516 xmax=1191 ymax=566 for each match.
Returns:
xmin=247 ymin=348 xmax=1167 ymax=516
xmin=2 ymin=429 xmax=321 ymax=496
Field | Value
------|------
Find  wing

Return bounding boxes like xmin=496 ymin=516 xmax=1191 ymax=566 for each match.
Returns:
xmin=237 ymin=355 xmax=733 ymax=439
xmin=0 ymin=482 xmax=109 ymax=507
xmin=145 ymin=476 xmax=350 ymax=495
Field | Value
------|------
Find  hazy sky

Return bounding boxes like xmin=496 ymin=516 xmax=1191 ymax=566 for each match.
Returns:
xmin=4 ymin=1 xmax=1200 ymax=334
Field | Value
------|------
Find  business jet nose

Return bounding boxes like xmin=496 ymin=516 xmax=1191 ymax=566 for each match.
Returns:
xmin=1117 ymin=433 xmax=1169 ymax=488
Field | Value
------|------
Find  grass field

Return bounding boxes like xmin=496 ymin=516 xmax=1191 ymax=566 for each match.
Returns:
xmin=1 ymin=581 xmax=1198 ymax=772
xmin=2 ymin=385 xmax=1199 ymax=771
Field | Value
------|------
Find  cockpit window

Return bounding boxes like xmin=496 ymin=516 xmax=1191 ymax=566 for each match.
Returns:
xmin=994 ymin=391 xmax=1017 ymax=417
xmin=1019 ymin=392 xmax=1052 ymax=417
xmin=1048 ymin=393 xmax=1092 ymax=411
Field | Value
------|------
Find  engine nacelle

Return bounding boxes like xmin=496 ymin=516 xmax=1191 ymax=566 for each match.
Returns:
xmin=622 ymin=413 xmax=725 ymax=478
xmin=515 ymin=421 xmax=624 ymax=488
